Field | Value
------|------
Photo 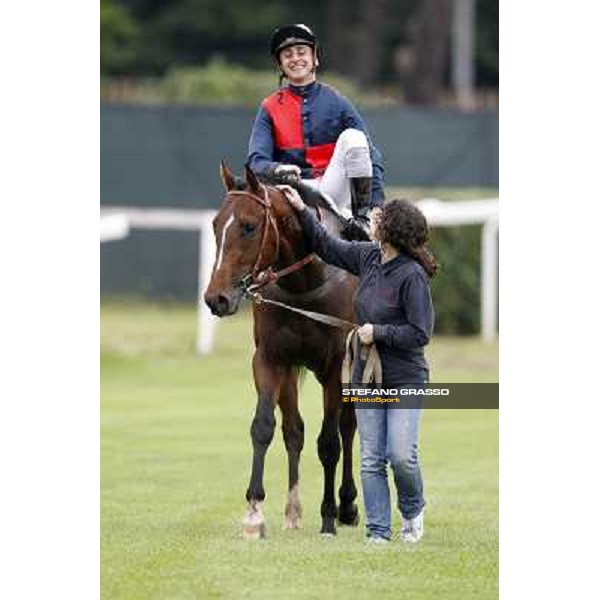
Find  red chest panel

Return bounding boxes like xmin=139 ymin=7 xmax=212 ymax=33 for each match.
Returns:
xmin=263 ymin=90 xmax=303 ymax=149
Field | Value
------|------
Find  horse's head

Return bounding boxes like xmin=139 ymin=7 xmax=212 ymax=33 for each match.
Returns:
xmin=204 ymin=162 xmax=282 ymax=317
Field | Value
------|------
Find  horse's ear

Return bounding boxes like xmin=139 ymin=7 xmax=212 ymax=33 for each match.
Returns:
xmin=244 ymin=164 xmax=262 ymax=195
xmin=220 ymin=159 xmax=236 ymax=192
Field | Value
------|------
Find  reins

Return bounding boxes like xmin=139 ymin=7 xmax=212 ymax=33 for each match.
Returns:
xmin=341 ymin=329 xmax=383 ymax=385
xmin=226 ymin=186 xmax=318 ymax=292
xmin=225 ymin=183 xmax=382 ymax=386
xmin=226 ymin=184 xmax=354 ymax=329
xmin=245 ymin=289 xmax=357 ymax=329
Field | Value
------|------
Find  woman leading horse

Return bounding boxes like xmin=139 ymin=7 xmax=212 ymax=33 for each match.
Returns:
xmin=282 ymin=185 xmax=437 ymax=544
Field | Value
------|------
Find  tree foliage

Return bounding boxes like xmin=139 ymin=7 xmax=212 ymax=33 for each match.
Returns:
xmin=476 ymin=0 xmax=499 ymax=85
xmin=101 ymin=0 xmax=498 ymax=103
xmin=101 ymin=0 xmax=141 ymax=75
xmin=101 ymin=57 xmax=389 ymax=106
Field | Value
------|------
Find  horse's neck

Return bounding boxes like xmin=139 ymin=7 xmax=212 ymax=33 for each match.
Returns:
xmin=274 ymin=208 xmax=327 ymax=294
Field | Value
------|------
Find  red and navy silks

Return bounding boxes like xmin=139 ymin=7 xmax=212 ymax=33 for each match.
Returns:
xmin=248 ymin=81 xmax=385 ymax=204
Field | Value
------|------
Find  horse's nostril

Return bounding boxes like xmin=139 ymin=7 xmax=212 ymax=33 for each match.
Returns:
xmin=205 ymin=294 xmax=220 ymax=314
xmin=205 ymin=293 xmax=231 ymax=316
xmin=216 ymin=294 xmax=230 ymax=313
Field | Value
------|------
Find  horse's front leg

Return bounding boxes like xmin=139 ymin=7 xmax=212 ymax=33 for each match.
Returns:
xmin=338 ymin=401 xmax=359 ymax=526
xmin=280 ymin=369 xmax=304 ymax=529
xmin=242 ymin=349 xmax=281 ymax=539
xmin=317 ymin=370 xmax=342 ymax=535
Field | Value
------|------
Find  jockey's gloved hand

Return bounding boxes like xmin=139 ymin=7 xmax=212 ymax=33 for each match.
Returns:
xmin=341 ymin=216 xmax=371 ymax=242
xmin=274 ymin=164 xmax=301 ymax=183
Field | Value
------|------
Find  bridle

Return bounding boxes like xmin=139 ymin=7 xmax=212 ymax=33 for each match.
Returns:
xmin=222 ymin=183 xmax=360 ymax=332
xmin=226 ymin=185 xmax=279 ymax=281
xmin=222 ymin=183 xmax=377 ymax=376
xmin=225 ymin=184 xmax=316 ymax=294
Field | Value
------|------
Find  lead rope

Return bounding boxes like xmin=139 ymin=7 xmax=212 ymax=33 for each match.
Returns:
xmin=341 ymin=329 xmax=382 ymax=386
xmin=248 ymin=288 xmax=381 ymax=385
xmin=231 ymin=185 xmax=382 ymax=385
xmin=244 ymin=289 xmax=356 ymax=329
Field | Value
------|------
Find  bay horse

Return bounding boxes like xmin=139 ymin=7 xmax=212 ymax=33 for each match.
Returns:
xmin=204 ymin=162 xmax=359 ymax=538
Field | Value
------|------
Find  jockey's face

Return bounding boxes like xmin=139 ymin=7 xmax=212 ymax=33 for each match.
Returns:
xmin=278 ymin=44 xmax=317 ymax=85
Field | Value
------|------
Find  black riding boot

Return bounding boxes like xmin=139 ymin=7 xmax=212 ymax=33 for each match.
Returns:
xmin=341 ymin=177 xmax=373 ymax=241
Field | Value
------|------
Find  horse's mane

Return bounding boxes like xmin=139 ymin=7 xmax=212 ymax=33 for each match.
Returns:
xmin=232 ymin=172 xmax=337 ymax=215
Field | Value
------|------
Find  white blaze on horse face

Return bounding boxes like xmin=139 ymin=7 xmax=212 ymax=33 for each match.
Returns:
xmin=216 ymin=213 xmax=235 ymax=271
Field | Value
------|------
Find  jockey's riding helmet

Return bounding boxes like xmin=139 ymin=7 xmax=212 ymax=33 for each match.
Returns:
xmin=270 ymin=24 xmax=318 ymax=62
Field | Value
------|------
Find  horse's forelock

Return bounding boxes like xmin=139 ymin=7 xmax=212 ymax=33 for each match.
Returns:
xmin=232 ymin=176 xmax=246 ymax=191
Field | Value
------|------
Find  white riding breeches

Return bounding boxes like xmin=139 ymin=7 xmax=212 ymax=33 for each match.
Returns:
xmin=302 ymin=128 xmax=373 ymax=213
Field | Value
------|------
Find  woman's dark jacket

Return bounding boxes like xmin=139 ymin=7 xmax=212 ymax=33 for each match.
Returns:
xmin=298 ymin=208 xmax=434 ymax=384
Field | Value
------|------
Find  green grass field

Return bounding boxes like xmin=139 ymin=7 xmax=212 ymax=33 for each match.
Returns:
xmin=101 ymin=301 xmax=498 ymax=599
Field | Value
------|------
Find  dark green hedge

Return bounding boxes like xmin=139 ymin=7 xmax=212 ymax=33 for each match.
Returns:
xmin=429 ymin=225 xmax=483 ymax=335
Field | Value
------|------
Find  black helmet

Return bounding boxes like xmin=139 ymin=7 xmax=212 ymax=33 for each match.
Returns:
xmin=270 ymin=24 xmax=317 ymax=60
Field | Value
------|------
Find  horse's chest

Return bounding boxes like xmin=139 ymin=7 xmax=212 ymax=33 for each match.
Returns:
xmin=263 ymin=318 xmax=342 ymax=368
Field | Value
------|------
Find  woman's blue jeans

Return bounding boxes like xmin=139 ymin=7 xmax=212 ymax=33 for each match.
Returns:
xmin=355 ymin=402 xmax=425 ymax=540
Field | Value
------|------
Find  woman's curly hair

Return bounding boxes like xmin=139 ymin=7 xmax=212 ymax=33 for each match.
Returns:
xmin=377 ymin=199 xmax=438 ymax=278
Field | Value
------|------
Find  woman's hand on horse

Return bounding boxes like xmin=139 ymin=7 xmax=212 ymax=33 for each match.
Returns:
xmin=357 ymin=324 xmax=374 ymax=345
xmin=277 ymin=185 xmax=306 ymax=212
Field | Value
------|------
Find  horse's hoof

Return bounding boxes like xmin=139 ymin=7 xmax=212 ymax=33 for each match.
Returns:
xmin=242 ymin=521 xmax=266 ymax=540
xmin=320 ymin=532 xmax=336 ymax=538
xmin=283 ymin=515 xmax=302 ymax=530
xmin=283 ymin=496 xmax=302 ymax=529
xmin=242 ymin=502 xmax=266 ymax=540
xmin=320 ymin=519 xmax=337 ymax=536
xmin=337 ymin=504 xmax=360 ymax=527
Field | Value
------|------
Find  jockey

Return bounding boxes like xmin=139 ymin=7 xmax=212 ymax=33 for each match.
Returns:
xmin=247 ymin=23 xmax=385 ymax=241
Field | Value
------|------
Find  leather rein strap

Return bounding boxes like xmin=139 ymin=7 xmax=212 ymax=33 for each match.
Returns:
xmin=226 ymin=186 xmax=317 ymax=291
xmin=226 ymin=185 xmax=355 ymax=330
xmin=248 ymin=290 xmax=357 ymax=329
xmin=341 ymin=329 xmax=383 ymax=386
xmin=225 ymin=185 xmax=381 ymax=385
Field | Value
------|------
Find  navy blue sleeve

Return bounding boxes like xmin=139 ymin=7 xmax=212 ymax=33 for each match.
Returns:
xmin=297 ymin=208 xmax=373 ymax=276
xmin=339 ymin=96 xmax=385 ymax=206
xmin=372 ymin=272 xmax=434 ymax=348
xmin=248 ymin=104 xmax=278 ymax=174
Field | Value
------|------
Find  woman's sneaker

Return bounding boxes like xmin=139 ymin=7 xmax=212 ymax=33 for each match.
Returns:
xmin=401 ymin=509 xmax=424 ymax=543
xmin=365 ymin=535 xmax=390 ymax=545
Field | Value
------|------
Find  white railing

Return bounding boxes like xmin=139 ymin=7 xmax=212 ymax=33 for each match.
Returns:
xmin=415 ymin=199 xmax=499 ymax=342
xmin=100 ymin=207 xmax=218 ymax=355
xmin=100 ymin=214 xmax=130 ymax=242
xmin=100 ymin=198 xmax=498 ymax=354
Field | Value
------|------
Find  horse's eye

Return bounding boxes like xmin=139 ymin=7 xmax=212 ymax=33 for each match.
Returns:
xmin=241 ymin=222 xmax=257 ymax=237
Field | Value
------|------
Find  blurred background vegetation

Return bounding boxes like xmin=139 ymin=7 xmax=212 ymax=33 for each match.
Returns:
xmin=388 ymin=187 xmax=494 ymax=335
xmin=101 ymin=1 xmax=498 ymax=336
xmin=101 ymin=0 xmax=498 ymax=108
